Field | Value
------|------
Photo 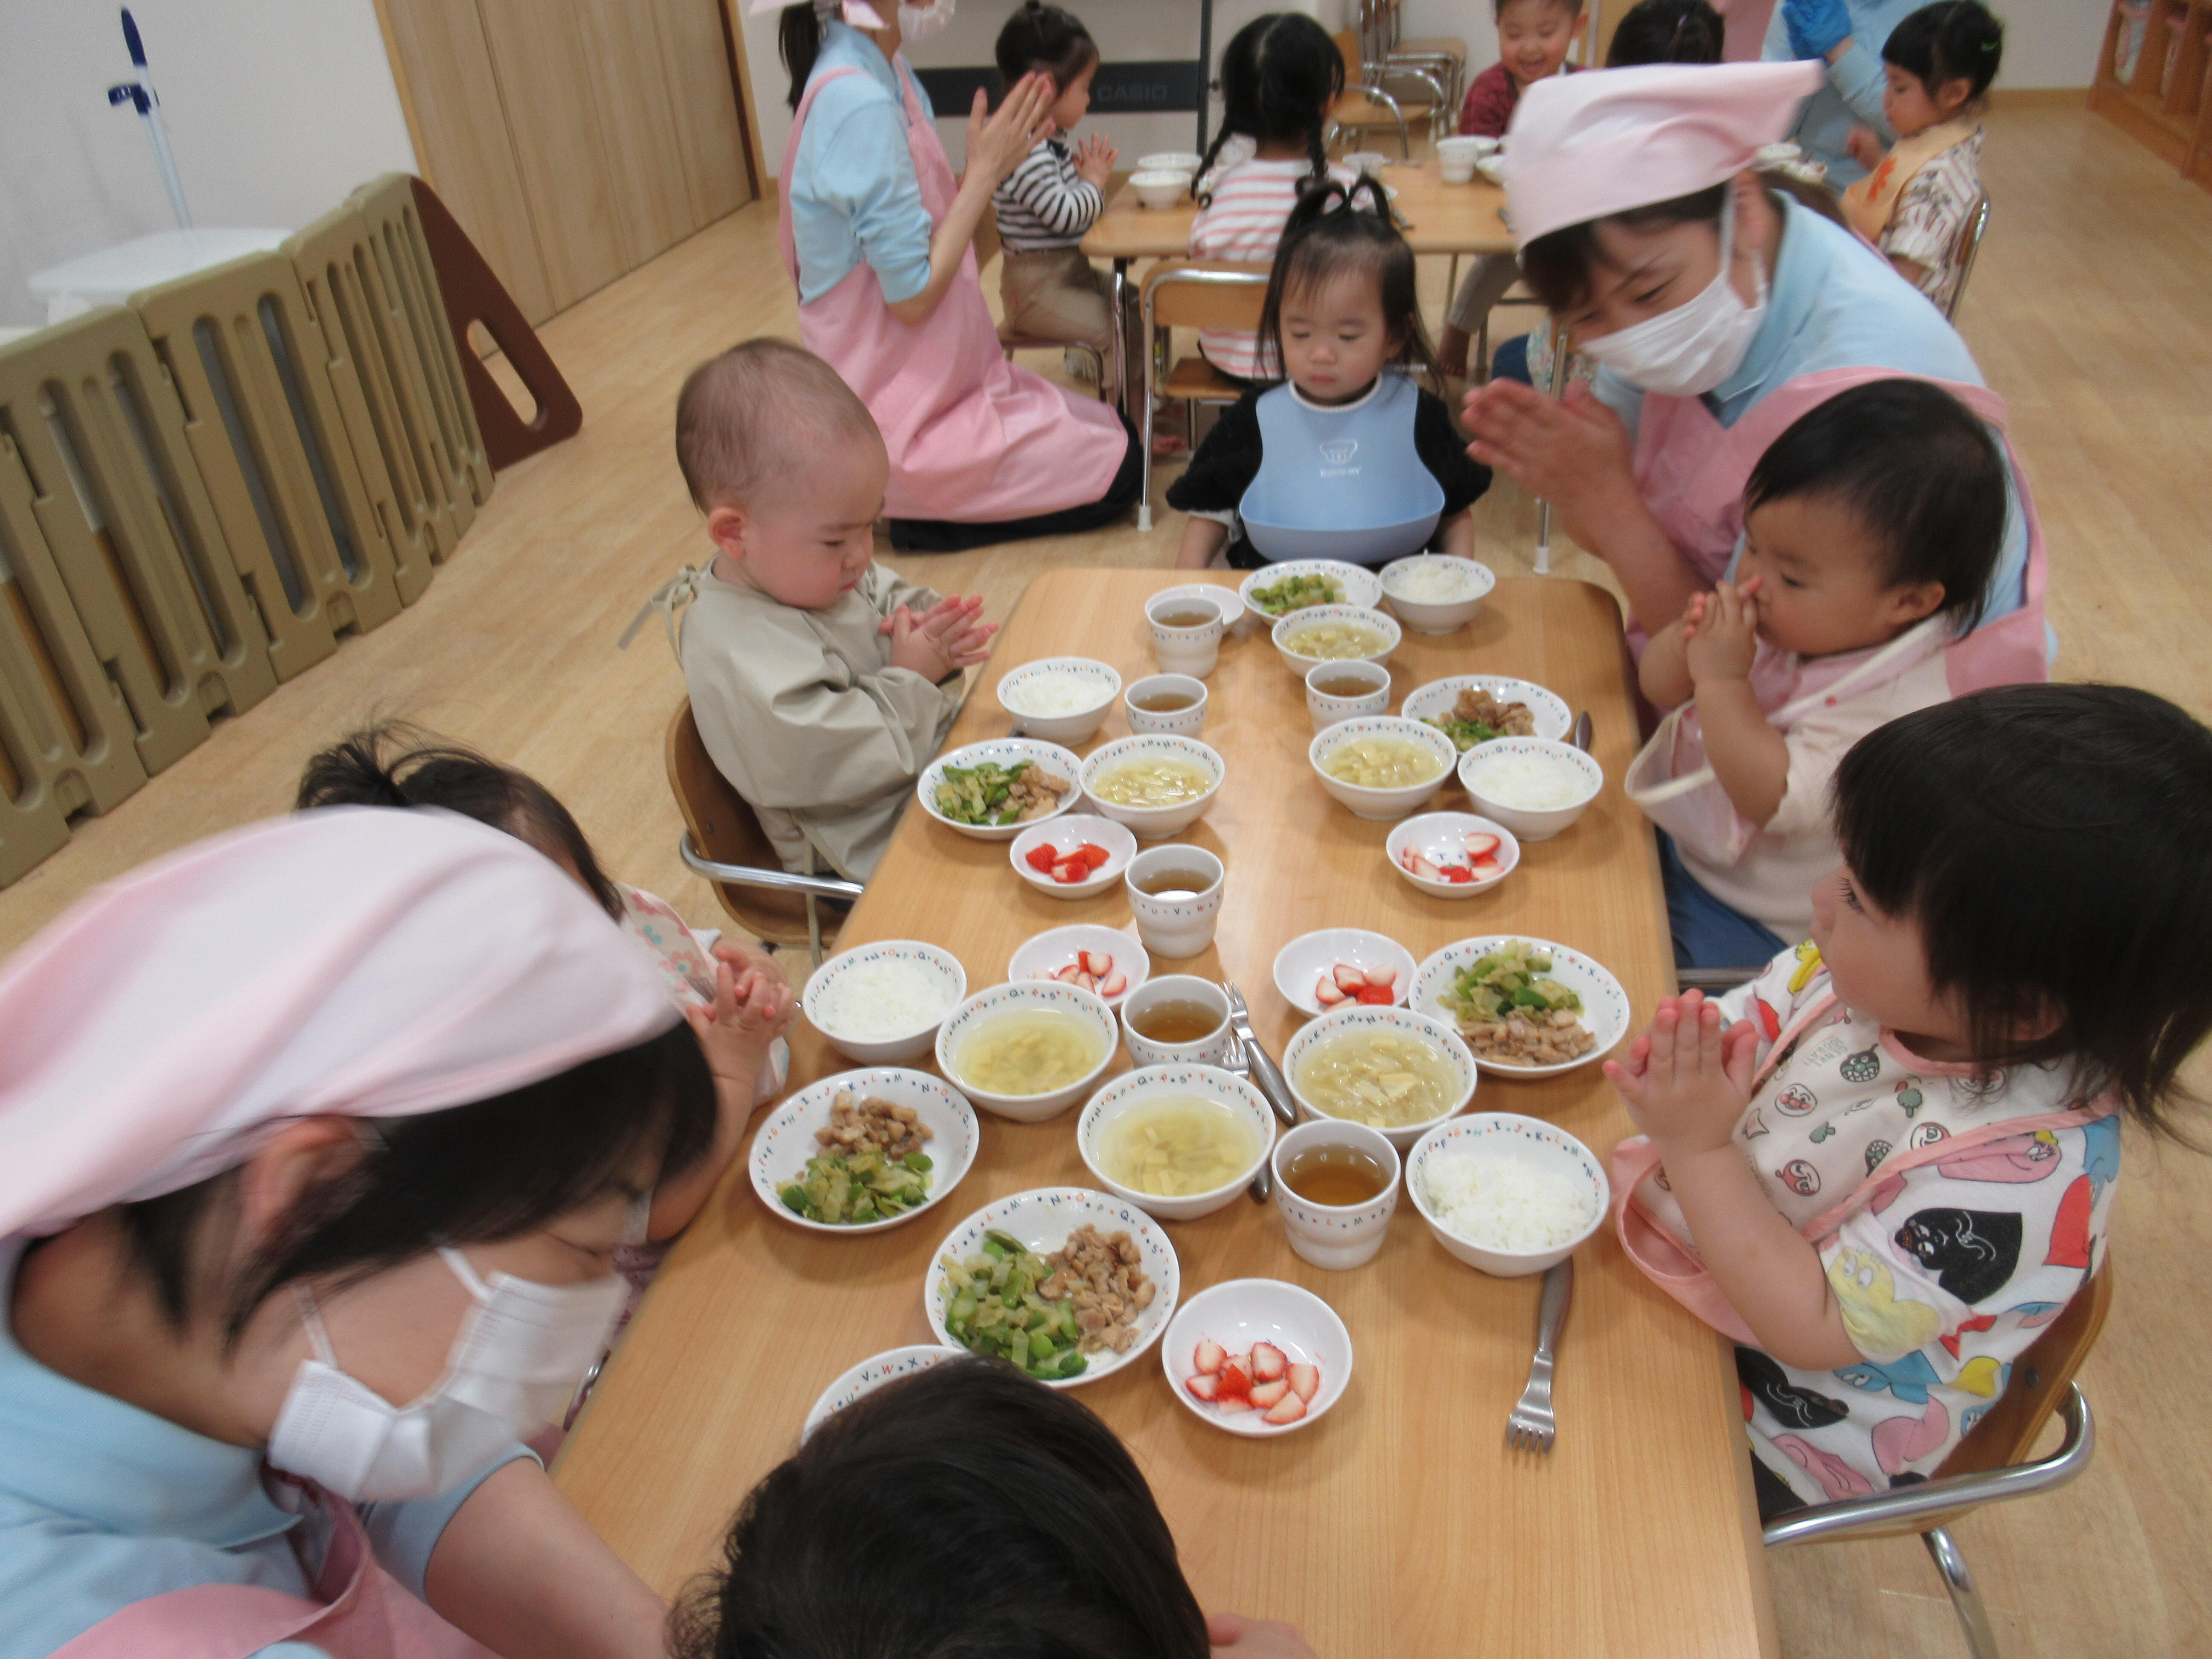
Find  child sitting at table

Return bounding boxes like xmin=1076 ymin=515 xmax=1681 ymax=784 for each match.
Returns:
xmin=1435 ymin=0 xmax=1585 ymax=380
xmin=1841 ymin=2 xmax=2003 ymax=314
xmin=670 ymin=1355 xmax=1318 ymax=1659
xmin=1169 ymin=178 xmax=1492 ymax=570
xmin=991 ymin=4 xmax=1124 ymax=399
xmin=634 ymin=338 xmax=997 ymax=884
xmin=1629 ymin=379 xmax=2007 ymax=969
xmin=1607 ymin=683 xmax=2212 ymax=1518
xmin=1188 ymin=12 xmax=1356 ymax=383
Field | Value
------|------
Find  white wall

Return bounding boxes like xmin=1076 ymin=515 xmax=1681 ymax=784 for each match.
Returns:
xmin=0 ymin=0 xmax=418 ymax=328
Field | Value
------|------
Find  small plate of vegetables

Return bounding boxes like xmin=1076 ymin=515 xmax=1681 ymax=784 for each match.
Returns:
xmin=1409 ymin=936 xmax=1630 ymax=1078
xmin=1238 ymin=559 xmax=1382 ymax=620
xmin=917 ymin=739 xmax=1083 ymax=841
xmin=924 ymin=1188 xmax=1180 ymax=1389
xmin=750 ymin=1068 xmax=980 ymax=1234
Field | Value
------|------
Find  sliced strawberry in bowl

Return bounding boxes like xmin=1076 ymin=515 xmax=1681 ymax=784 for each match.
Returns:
xmin=1193 ymin=1339 xmax=1225 ymax=1375
xmin=1262 ymin=1391 xmax=1308 ymax=1426
xmin=1247 ymin=1378 xmax=1289 ymax=1408
xmin=1354 ymin=984 xmax=1394 ymax=1004
xmin=1465 ymin=832 xmax=1501 ymax=859
xmin=1249 ymin=1342 xmax=1287 ymax=1382
xmin=1332 ymin=963 xmax=1370 ymax=991
xmin=1025 ymin=843 xmax=1061 ymax=874
xmin=1185 ymin=1372 xmax=1220 ymax=1402
xmin=1315 ymin=975 xmax=1345 ymax=1006
xmin=1077 ymin=843 xmax=1112 ymax=870
xmin=1285 ymin=1363 xmax=1319 ymax=1403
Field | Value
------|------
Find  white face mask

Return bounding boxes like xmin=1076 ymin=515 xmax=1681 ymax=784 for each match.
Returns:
xmin=265 ymin=1248 xmax=627 ymax=1502
xmin=1576 ymin=192 xmax=1768 ymax=399
xmin=898 ymin=0 xmax=955 ymax=44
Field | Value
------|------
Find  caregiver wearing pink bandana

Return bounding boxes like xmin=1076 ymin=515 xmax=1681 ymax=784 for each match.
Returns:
xmin=765 ymin=0 xmax=1138 ymax=553
xmin=1462 ymin=62 xmax=2047 ymax=697
xmin=0 ymin=809 xmax=719 ymax=1659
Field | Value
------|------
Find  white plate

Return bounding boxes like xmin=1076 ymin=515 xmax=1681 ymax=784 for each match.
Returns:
xmin=801 ymin=940 xmax=967 ymax=1065
xmin=1153 ymin=581 xmax=1246 ymax=637
xmin=917 ymin=738 xmax=1083 ymax=841
xmin=924 ymin=1188 xmax=1181 ymax=1389
xmin=1160 ymin=1279 xmax=1352 ymax=1435
xmin=1008 ymin=814 xmax=1138 ymax=899
xmin=1238 ymin=559 xmax=1383 ymax=621
xmin=1408 ymin=936 xmax=1631 ymax=1077
xmin=1272 ymin=928 xmax=1415 ymax=1018
xmin=749 ymin=1067 xmax=980 ymax=1235
xmin=1008 ymin=923 xmax=1150 ymax=1008
xmin=1385 ymin=812 xmax=1520 ymax=898
xmin=1399 ymin=675 xmax=1572 ymax=744
xmin=801 ymin=1345 xmax=961 ymax=1439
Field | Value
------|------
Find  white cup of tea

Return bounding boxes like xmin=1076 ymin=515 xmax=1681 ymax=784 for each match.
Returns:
xmin=1270 ymin=1120 xmax=1402 ymax=1270
xmin=1124 ymin=673 xmax=1209 ymax=737
xmin=1147 ymin=594 xmax=1225 ymax=677
xmin=1120 ymin=974 xmax=1235 ymax=1066
xmin=1305 ymin=660 xmax=1391 ymax=733
xmin=1123 ymin=844 xmax=1224 ymax=959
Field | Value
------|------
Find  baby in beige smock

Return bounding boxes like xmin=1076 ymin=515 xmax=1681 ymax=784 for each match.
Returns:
xmin=660 ymin=339 xmax=997 ymax=881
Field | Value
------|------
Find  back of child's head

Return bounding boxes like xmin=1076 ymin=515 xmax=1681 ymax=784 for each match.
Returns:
xmin=1834 ymin=685 xmax=2212 ymax=1134
xmin=1199 ymin=13 xmax=1345 ymax=192
xmin=295 ymin=721 xmax=623 ymax=920
xmin=670 ymin=1356 xmax=1210 ymax=1659
xmin=1744 ymin=379 xmax=2006 ymax=632
xmin=994 ymin=1 xmax=1099 ymax=92
xmin=1258 ymin=178 xmax=1439 ymax=389
xmin=1605 ymin=0 xmax=1723 ymax=65
xmin=1883 ymin=1 xmax=2004 ymax=105
xmin=675 ymin=338 xmax=879 ymax=515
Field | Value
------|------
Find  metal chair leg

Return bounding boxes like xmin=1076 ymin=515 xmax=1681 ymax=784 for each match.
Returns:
xmin=1139 ymin=295 xmax=1156 ymax=533
xmin=1924 ymin=1528 xmax=2002 ymax=1659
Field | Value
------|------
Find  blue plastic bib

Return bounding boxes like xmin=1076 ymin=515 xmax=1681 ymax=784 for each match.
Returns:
xmin=1239 ymin=374 xmax=1444 ymax=565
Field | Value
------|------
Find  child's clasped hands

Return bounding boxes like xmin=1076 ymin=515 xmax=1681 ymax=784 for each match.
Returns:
xmin=879 ymin=592 xmax=997 ymax=681
xmin=1604 ymin=989 xmax=1760 ymax=1159
xmin=1678 ymin=572 xmax=1764 ymax=687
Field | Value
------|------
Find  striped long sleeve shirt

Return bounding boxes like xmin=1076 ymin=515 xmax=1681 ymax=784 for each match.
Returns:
xmin=992 ymin=137 xmax=1102 ymax=252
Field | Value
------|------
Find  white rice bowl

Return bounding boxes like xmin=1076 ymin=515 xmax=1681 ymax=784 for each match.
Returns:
xmin=1406 ymin=1113 xmax=1608 ymax=1276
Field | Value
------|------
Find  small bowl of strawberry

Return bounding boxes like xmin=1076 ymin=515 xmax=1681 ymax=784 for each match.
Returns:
xmin=1162 ymin=1278 xmax=1352 ymax=1435
xmin=1271 ymin=927 xmax=1416 ymax=1019
xmin=1385 ymin=812 xmax=1519 ymax=899
xmin=1010 ymin=814 xmax=1138 ymax=900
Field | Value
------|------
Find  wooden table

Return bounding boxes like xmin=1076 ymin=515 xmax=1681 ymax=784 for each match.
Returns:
xmin=1079 ymin=157 xmax=1519 ymax=419
xmin=556 ymin=570 xmax=1778 ymax=1659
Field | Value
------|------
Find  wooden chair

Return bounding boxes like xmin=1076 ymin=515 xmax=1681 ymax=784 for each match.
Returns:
xmin=1765 ymin=1267 xmax=2113 ymax=1659
xmin=1135 ymin=260 xmax=1273 ymax=533
xmin=1945 ymin=194 xmax=1992 ymax=322
xmin=664 ymin=701 xmax=863 ymax=968
xmin=1326 ymin=30 xmax=1445 ymax=158
xmin=972 ymin=197 xmax=1109 ymax=400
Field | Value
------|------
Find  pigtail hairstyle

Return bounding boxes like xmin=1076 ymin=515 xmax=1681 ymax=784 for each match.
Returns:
xmin=1604 ymin=0 xmax=1726 ymax=66
xmin=994 ymin=1 xmax=1100 ymax=93
xmin=1196 ymin=12 xmax=1345 ymax=205
xmin=1882 ymin=0 xmax=2005 ymax=107
xmin=1256 ymin=177 xmax=1442 ymax=395
xmin=780 ymin=3 xmax=824 ymax=110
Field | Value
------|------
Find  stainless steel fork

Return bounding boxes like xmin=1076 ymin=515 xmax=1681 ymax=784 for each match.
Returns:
xmin=1506 ymin=1259 xmax=1573 ymax=1454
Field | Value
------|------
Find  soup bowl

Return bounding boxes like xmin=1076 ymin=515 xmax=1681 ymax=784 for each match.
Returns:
xmin=1281 ymin=1002 xmax=1478 ymax=1151
xmin=1308 ymin=716 xmax=1457 ymax=821
xmin=934 ymin=981 xmax=1119 ymax=1121
xmin=1081 ymin=734 xmax=1226 ymax=839
xmin=1271 ymin=604 xmax=1401 ymax=677
xmin=1077 ymin=1065 xmax=1278 ymax=1221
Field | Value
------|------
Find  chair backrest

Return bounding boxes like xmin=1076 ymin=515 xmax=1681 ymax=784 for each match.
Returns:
xmin=1334 ymin=28 xmax=1365 ymax=79
xmin=1143 ymin=260 xmax=1273 ymax=334
xmin=1935 ymin=1264 xmax=2111 ymax=1479
xmin=1944 ymin=194 xmax=1991 ymax=322
xmin=663 ymin=700 xmax=824 ymax=949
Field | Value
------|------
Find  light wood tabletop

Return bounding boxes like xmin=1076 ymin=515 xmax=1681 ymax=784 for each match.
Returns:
xmin=1080 ymin=158 xmax=1517 ymax=263
xmin=556 ymin=569 xmax=1778 ymax=1658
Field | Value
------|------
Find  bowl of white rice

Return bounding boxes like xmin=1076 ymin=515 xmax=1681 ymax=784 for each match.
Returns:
xmin=803 ymin=940 xmax=968 ymax=1064
xmin=1406 ymin=1112 xmax=1608 ymax=1275
xmin=1379 ymin=556 xmax=1495 ymax=634
xmin=1457 ymin=737 xmax=1602 ymax=841
xmin=995 ymin=657 xmax=1122 ymax=745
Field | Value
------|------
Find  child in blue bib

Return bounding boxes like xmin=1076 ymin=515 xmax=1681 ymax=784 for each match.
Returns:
xmin=1169 ymin=178 xmax=1493 ymax=570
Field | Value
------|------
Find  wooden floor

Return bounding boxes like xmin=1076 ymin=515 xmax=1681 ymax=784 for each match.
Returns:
xmin=3 ymin=100 xmax=2207 ymax=1657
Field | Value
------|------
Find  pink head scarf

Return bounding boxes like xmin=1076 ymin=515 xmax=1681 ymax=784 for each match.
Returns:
xmin=0 ymin=808 xmax=680 ymax=1240
xmin=1502 ymin=62 xmax=1825 ymax=248
xmin=749 ymin=0 xmax=890 ymax=28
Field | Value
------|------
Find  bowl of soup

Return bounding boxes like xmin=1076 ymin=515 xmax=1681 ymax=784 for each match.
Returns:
xmin=1077 ymin=1065 xmax=1278 ymax=1222
xmin=935 ymin=981 xmax=1120 ymax=1121
xmin=1080 ymin=734 xmax=1227 ymax=839
xmin=1282 ymin=1003 xmax=1478 ymax=1151
xmin=1307 ymin=716 xmax=1458 ymax=821
xmin=1271 ymin=604 xmax=1401 ymax=677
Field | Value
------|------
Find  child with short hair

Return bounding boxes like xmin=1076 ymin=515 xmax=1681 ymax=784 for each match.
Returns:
xmin=991 ymin=3 xmax=1124 ymax=396
xmin=1630 ymin=379 xmax=2008 ymax=968
xmin=646 ymin=338 xmax=996 ymax=883
xmin=1842 ymin=2 xmax=2003 ymax=312
xmin=1187 ymin=13 xmax=1354 ymax=382
xmin=1609 ymin=682 xmax=2212 ymax=1516
xmin=1436 ymin=0 xmax=1585 ymax=379
xmin=1169 ymin=179 xmax=1491 ymax=570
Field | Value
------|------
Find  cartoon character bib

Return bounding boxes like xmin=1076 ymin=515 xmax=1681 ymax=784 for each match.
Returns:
xmin=1239 ymin=375 xmax=1444 ymax=565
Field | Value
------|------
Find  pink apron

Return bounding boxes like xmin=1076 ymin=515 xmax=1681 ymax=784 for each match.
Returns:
xmin=1609 ymin=991 xmax=2117 ymax=1346
xmin=53 ymin=1481 xmax=496 ymax=1659
xmin=1632 ymin=367 xmax=2049 ymax=697
xmin=778 ymin=64 xmax=1125 ymax=523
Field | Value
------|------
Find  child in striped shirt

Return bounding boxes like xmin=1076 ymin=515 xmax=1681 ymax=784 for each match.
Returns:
xmin=991 ymin=5 xmax=1122 ymax=396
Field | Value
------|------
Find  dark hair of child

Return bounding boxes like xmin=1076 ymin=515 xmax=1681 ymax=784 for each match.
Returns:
xmin=1832 ymin=684 xmax=2212 ymax=1139
xmin=1605 ymin=0 xmax=1724 ymax=66
xmin=1744 ymin=379 xmax=2006 ymax=632
xmin=669 ymin=1356 xmax=1211 ymax=1659
xmin=1257 ymin=177 xmax=1441 ymax=393
xmin=1493 ymin=0 xmax=1584 ymax=22
xmin=994 ymin=1 xmax=1099 ymax=92
xmin=1196 ymin=13 xmax=1345 ymax=204
xmin=1882 ymin=0 xmax=2005 ymax=106
xmin=295 ymin=721 xmax=625 ymax=920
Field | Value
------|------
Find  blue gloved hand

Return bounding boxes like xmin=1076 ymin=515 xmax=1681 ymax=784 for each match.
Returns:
xmin=1781 ymin=0 xmax=1853 ymax=60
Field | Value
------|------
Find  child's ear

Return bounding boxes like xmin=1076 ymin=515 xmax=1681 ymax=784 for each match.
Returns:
xmin=1887 ymin=581 xmax=1947 ymax=627
xmin=704 ymin=504 xmax=749 ymax=562
xmin=1937 ymin=76 xmax=1975 ymax=116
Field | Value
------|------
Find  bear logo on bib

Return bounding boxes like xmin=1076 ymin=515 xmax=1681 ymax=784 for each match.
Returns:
xmin=1319 ymin=438 xmax=1359 ymax=466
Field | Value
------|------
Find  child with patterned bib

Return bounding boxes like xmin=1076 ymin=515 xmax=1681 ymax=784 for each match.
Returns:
xmin=1608 ymin=686 xmax=2212 ymax=1517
